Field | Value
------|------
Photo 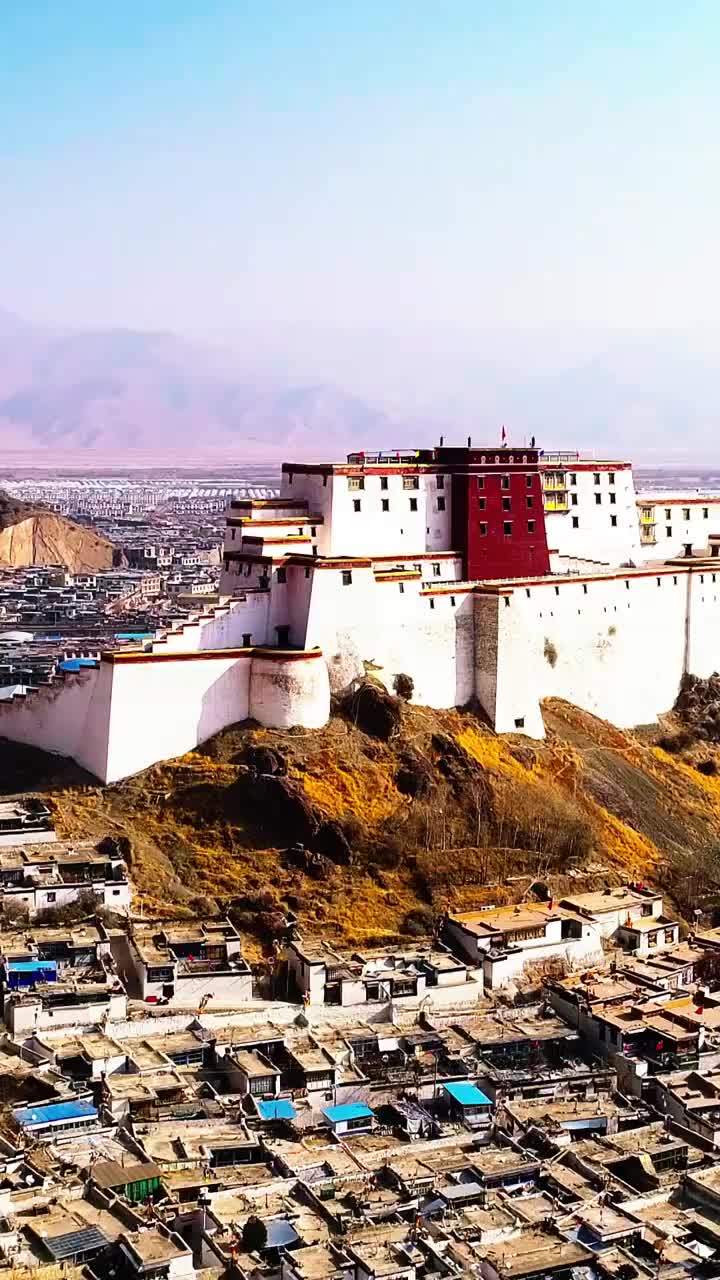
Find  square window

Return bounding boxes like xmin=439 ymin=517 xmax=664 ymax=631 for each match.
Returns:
xmin=611 ymin=514 xmax=617 ymax=527
xmin=342 ymin=571 xmax=352 ymax=585
xmin=526 ymin=496 xmax=533 ymax=509
xmin=503 ymin=521 xmax=512 ymax=535
xmin=610 ymin=493 xmax=616 ymax=504
xmin=382 ymin=498 xmax=389 ymax=512
xmin=403 ymin=475 xmax=419 ymax=490
xmin=502 ymin=496 xmax=511 ymax=511
xmin=277 ymin=568 xmax=287 ymax=584
xmin=572 ymin=516 xmax=579 ymax=528
xmin=527 ymin=520 xmax=535 ymax=532
xmin=437 ymin=474 xmax=445 ymax=489
xmin=595 ymin=493 xmax=601 ymax=505
xmin=437 ymin=496 xmax=446 ymax=511
xmin=501 ymin=476 xmax=510 ymax=490
xmin=479 ymin=522 xmax=488 ymax=536
xmin=514 ymin=717 xmax=525 ymax=729
xmin=348 ymin=476 xmax=364 ymax=491
xmin=409 ymin=497 xmax=418 ymax=512
xmin=380 ymin=476 xmax=388 ymax=490
xmin=353 ymin=499 xmax=361 ymax=512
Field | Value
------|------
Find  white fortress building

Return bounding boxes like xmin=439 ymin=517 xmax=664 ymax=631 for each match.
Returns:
xmin=2 ymin=442 xmax=720 ymax=783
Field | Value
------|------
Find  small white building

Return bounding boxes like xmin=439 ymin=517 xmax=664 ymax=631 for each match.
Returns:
xmin=443 ymin=903 xmax=603 ymax=989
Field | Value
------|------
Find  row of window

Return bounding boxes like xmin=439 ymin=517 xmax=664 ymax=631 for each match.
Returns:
xmin=480 ymin=496 xmax=536 ymax=511
xmin=353 ymin=497 xmax=435 ymax=513
xmin=228 ymin=525 xmax=317 ymax=541
xmin=479 ymin=521 xmax=537 ymax=536
xmin=570 ymin=515 xmax=619 ymax=528
xmin=641 ymin=505 xmax=711 ymax=521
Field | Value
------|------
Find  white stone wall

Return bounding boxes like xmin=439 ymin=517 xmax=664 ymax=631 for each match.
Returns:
xmin=545 ymin=466 xmax=641 ymax=567
xmin=250 ymin=653 xmax=330 ymax=729
xmin=0 ymin=664 xmax=114 ymax=780
xmin=475 ymin=567 xmax=720 ymax=738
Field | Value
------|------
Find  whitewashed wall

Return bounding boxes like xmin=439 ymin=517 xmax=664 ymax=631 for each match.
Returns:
xmin=0 ymin=663 xmax=114 ymax=780
xmin=545 ymin=467 xmax=641 ymax=567
xmin=637 ymin=497 xmax=720 ymax=562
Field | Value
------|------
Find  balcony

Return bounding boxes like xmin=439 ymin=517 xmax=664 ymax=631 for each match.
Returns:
xmin=543 ymin=473 xmax=568 ymax=492
xmin=640 ymin=528 xmax=657 ymax=545
xmin=545 ymin=495 xmax=569 ymax=513
xmin=639 ymin=508 xmax=656 ymax=525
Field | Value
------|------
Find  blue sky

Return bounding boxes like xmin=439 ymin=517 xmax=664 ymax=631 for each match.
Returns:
xmin=2 ymin=1 xmax=720 ymax=397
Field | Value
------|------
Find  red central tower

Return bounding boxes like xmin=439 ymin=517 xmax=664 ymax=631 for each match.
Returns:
xmin=436 ymin=445 xmax=551 ymax=580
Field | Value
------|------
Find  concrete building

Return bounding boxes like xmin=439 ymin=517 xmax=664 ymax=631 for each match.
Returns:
xmin=442 ymin=903 xmax=603 ymax=989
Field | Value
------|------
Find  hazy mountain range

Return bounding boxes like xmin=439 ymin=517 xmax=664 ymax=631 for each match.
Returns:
xmin=1 ymin=306 xmax=720 ymax=464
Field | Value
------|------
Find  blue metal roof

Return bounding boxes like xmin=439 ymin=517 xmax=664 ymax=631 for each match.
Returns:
xmin=58 ymin=658 xmax=99 ymax=673
xmin=13 ymin=1099 xmax=98 ymax=1127
xmin=443 ymin=1081 xmax=492 ymax=1107
xmin=115 ymin=632 xmax=154 ymax=640
xmin=7 ymin=960 xmax=57 ymax=973
xmin=265 ymin=1219 xmax=300 ymax=1250
xmin=322 ymin=1102 xmax=375 ymax=1123
xmin=257 ymin=1099 xmax=296 ymax=1121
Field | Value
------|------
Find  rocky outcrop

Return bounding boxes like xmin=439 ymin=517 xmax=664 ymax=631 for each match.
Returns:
xmin=0 ymin=491 xmax=115 ymax=571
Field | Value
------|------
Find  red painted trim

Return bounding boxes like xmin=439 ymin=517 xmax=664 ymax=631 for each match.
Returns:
xmin=371 ymin=551 xmax=459 ymax=562
xmin=637 ymin=496 xmax=717 ymax=506
xmin=230 ymin=498 xmax=309 ymax=509
xmin=226 ymin=515 xmax=324 ymax=527
xmin=540 ymin=461 xmax=631 ymax=472
xmin=102 ymin=646 xmax=323 ymax=665
xmin=421 ymin=585 xmax=475 ymax=596
xmin=375 ymin=571 xmax=421 ymax=583
xmin=475 ymin=563 xmax=694 ymax=591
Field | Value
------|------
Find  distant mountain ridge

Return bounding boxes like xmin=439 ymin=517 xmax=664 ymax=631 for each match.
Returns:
xmin=0 ymin=311 xmax=398 ymax=463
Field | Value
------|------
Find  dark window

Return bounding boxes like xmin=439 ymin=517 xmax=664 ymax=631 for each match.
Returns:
xmin=429 ymin=598 xmax=435 ymax=609
xmin=277 ymin=568 xmax=287 ymax=583
xmin=572 ymin=516 xmax=579 ymax=528
xmin=594 ymin=472 xmax=601 ymax=485
xmin=275 ymin=625 xmax=290 ymax=646
xmin=382 ymin=499 xmax=389 ymax=512
xmin=479 ymin=522 xmax=488 ymax=536
xmin=437 ymin=497 xmax=446 ymax=511
xmin=288 ymin=472 xmax=293 ymax=485
xmin=503 ymin=521 xmax=512 ymax=535
xmin=502 ymin=496 xmax=511 ymax=511
xmin=595 ymin=493 xmax=601 ymax=505
xmin=478 ymin=476 xmax=485 ymax=489
xmin=46 ymin=892 xmax=56 ymax=903
xmin=433 ymin=563 xmax=441 ymax=575
xmin=353 ymin=499 xmax=361 ymax=512
xmin=704 ymin=507 xmax=709 ymax=518
xmin=305 ymin=567 xmax=311 ymax=578
xmin=242 ymin=633 xmax=251 ymax=646
xmin=410 ymin=497 xmax=418 ymax=511
xmin=514 ymin=717 xmax=525 ymax=729
xmin=311 ymin=525 xmax=317 ymax=535
xmin=611 ymin=514 xmax=617 ymax=527
xmin=323 ymin=474 xmax=328 ymax=486
xmin=349 ymin=476 xmax=365 ymax=491
xmin=479 ymin=497 xmax=487 ymax=510
xmin=231 ymin=528 xmax=235 ymax=541
xmin=399 ymin=582 xmax=404 ymax=593
xmin=526 ymin=475 xmax=533 ymax=488
xmin=570 ymin=473 xmax=577 ymax=485
xmin=666 ymin=526 xmax=672 ymax=537
xmin=571 ymin=494 xmax=578 ymax=505
xmin=437 ymin=474 xmax=445 ymax=489
xmin=527 ymin=520 xmax=535 ymax=532
xmin=610 ymin=493 xmax=616 ymax=504
xmin=403 ymin=475 xmax=419 ymax=490
xmin=381 ymin=476 xmax=389 ymax=490
xmin=450 ymin=596 xmax=456 ymax=606
xmin=501 ymin=476 xmax=510 ymax=490
xmin=342 ymin=571 xmax=352 ymax=585
xmin=526 ymin=496 xmax=533 ymax=509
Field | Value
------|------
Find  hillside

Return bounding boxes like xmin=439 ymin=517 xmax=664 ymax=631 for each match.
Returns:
xmin=8 ymin=687 xmax=720 ymax=957
xmin=0 ymin=491 xmax=115 ymax=572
